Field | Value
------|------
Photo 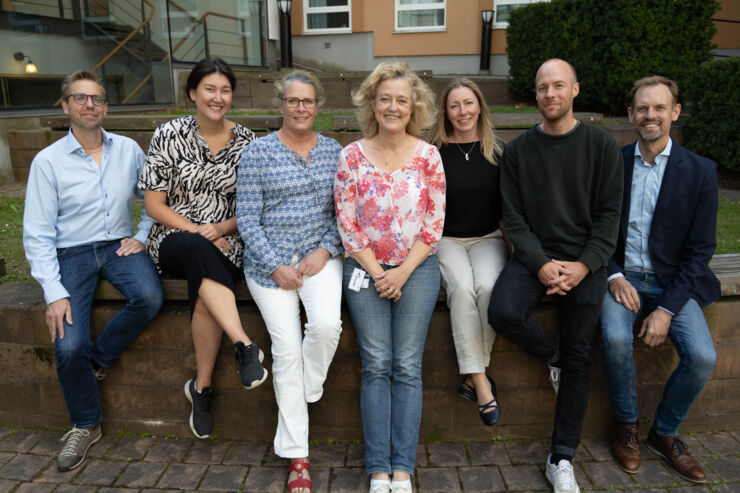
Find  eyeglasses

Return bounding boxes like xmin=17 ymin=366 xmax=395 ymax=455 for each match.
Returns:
xmin=281 ymin=97 xmax=316 ymax=109
xmin=67 ymin=93 xmax=106 ymax=106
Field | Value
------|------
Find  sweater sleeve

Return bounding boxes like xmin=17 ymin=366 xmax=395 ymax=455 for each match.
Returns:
xmin=500 ymin=141 xmax=551 ymax=274
xmin=577 ymin=134 xmax=623 ymax=272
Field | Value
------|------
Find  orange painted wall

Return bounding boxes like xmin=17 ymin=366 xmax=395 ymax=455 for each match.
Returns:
xmin=713 ymin=0 xmax=740 ymax=49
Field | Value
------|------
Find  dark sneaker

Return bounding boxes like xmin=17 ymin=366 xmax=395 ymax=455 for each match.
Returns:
xmin=57 ymin=424 xmax=102 ymax=472
xmin=234 ymin=341 xmax=268 ymax=389
xmin=184 ymin=378 xmax=217 ymax=439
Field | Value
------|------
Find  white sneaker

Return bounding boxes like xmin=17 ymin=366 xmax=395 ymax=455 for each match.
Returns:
xmin=369 ymin=478 xmax=391 ymax=493
xmin=548 ymin=364 xmax=561 ymax=395
xmin=391 ymin=479 xmax=412 ymax=493
xmin=545 ymin=454 xmax=580 ymax=493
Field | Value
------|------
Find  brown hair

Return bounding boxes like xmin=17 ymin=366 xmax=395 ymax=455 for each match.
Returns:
xmin=61 ymin=70 xmax=106 ymax=100
xmin=352 ymin=62 xmax=436 ymax=138
xmin=630 ymin=75 xmax=679 ymax=107
xmin=427 ymin=77 xmax=502 ymax=164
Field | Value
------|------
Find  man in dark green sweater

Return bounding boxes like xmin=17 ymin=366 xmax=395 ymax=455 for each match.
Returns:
xmin=488 ymin=59 xmax=622 ymax=493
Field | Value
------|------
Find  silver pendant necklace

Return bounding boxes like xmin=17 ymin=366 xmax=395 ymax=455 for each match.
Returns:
xmin=455 ymin=142 xmax=477 ymax=161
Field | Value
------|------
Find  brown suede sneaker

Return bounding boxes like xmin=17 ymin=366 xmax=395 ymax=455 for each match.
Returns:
xmin=646 ymin=427 xmax=706 ymax=483
xmin=613 ymin=422 xmax=641 ymax=473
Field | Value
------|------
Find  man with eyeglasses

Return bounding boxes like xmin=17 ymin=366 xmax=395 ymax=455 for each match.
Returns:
xmin=23 ymin=70 xmax=163 ymax=472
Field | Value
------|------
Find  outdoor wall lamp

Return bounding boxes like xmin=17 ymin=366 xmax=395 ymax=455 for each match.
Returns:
xmin=13 ymin=51 xmax=38 ymax=73
xmin=479 ymin=10 xmax=494 ymax=72
xmin=277 ymin=0 xmax=293 ymax=68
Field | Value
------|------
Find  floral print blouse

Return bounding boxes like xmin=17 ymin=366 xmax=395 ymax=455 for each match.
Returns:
xmin=334 ymin=139 xmax=446 ymax=266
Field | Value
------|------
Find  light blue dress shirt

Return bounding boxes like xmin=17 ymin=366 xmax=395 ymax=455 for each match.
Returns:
xmin=23 ymin=128 xmax=153 ymax=304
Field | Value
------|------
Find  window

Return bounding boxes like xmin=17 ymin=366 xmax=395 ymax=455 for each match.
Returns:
xmin=395 ymin=0 xmax=445 ymax=32
xmin=304 ymin=0 xmax=351 ymax=33
xmin=494 ymin=0 xmax=548 ymax=28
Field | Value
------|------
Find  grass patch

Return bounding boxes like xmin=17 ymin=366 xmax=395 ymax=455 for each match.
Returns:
xmin=489 ymin=104 xmax=539 ymax=113
xmin=717 ymin=196 xmax=740 ymax=255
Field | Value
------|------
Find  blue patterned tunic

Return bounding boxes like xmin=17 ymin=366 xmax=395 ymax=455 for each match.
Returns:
xmin=236 ymin=131 xmax=343 ymax=288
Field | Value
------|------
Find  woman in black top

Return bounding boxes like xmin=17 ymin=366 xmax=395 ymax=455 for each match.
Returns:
xmin=428 ymin=78 xmax=509 ymax=426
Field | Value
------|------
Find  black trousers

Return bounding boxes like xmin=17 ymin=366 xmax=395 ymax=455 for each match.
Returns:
xmin=488 ymin=255 xmax=606 ymax=459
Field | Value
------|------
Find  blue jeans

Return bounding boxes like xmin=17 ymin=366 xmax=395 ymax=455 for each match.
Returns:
xmin=343 ymin=255 xmax=440 ymax=476
xmin=56 ymin=240 xmax=163 ymax=427
xmin=600 ymin=271 xmax=716 ymax=436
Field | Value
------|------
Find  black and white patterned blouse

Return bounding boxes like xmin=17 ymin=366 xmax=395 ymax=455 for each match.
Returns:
xmin=138 ymin=115 xmax=255 ymax=271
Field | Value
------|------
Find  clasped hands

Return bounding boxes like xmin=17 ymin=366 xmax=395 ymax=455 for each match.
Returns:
xmin=372 ymin=266 xmax=410 ymax=302
xmin=271 ymin=248 xmax=330 ymax=290
xmin=537 ymin=259 xmax=589 ymax=296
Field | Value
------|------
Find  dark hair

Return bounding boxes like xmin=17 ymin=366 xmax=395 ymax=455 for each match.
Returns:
xmin=186 ymin=57 xmax=236 ymax=101
xmin=62 ymin=70 xmax=106 ymax=100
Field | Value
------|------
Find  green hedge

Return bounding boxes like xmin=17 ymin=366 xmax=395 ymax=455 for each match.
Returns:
xmin=506 ymin=0 xmax=720 ymax=115
xmin=684 ymin=58 xmax=740 ymax=170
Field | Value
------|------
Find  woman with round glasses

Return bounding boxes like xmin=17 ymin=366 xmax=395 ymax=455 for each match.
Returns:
xmin=334 ymin=62 xmax=445 ymax=493
xmin=237 ymin=70 xmax=343 ymax=493
xmin=138 ymin=57 xmax=267 ymax=440
xmin=428 ymin=78 xmax=509 ymax=427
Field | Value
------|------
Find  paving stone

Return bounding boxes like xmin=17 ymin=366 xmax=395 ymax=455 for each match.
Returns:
xmin=157 ymin=462 xmax=208 ymax=489
xmin=565 ymin=461 xmax=592 ymax=489
xmin=72 ymin=460 xmax=128 ymax=486
xmin=417 ymin=467 xmax=461 ymax=492
xmin=12 ymin=483 xmax=55 ymax=493
xmin=307 ymin=443 xmax=346 ymax=466
xmin=345 ymin=443 xmax=365 ymax=467
xmin=427 ymin=443 xmax=468 ymax=467
xmin=459 ymin=466 xmax=506 ymax=492
xmin=505 ymin=439 xmax=547 ymax=465
xmin=185 ymin=441 xmax=230 ymax=464
xmin=54 ymin=485 xmax=97 ymax=493
xmin=97 ymin=489 xmax=142 ymax=493
xmin=0 ymin=431 xmax=43 ymax=453
xmin=702 ymin=455 xmax=740 ymax=482
xmin=582 ymin=437 xmax=614 ymax=461
xmin=105 ymin=437 xmax=154 ymax=461
xmin=222 ymin=442 xmax=268 ymax=466
xmin=0 ymin=430 xmax=12 ymax=443
xmin=708 ymin=484 xmax=740 ymax=493
xmin=629 ymin=489 xmax=668 ymax=493
xmin=262 ymin=447 xmax=290 ymax=467
xmin=466 ymin=440 xmax=510 ymax=466
xmin=198 ymin=465 xmax=247 ymax=491
xmin=416 ymin=444 xmax=427 ymax=467
xmin=693 ymin=432 xmax=740 ymax=455
xmin=0 ymin=479 xmax=18 ymax=493
xmin=667 ymin=486 xmax=713 ymax=493
xmin=679 ymin=435 xmax=710 ymax=457
xmin=33 ymin=461 xmax=78 ymax=484
xmin=0 ymin=454 xmax=14 ymax=468
xmin=243 ymin=467 xmax=286 ymax=493
xmin=114 ymin=461 xmax=167 ymax=488
xmin=580 ymin=460 xmax=636 ymax=489
xmin=630 ymin=458 xmax=676 ymax=487
xmin=144 ymin=439 xmax=192 ymax=462
xmin=327 ymin=468 xmax=365 ymax=493
xmin=85 ymin=436 xmax=117 ymax=459
xmin=307 ymin=466 xmax=330 ymax=493
xmin=28 ymin=433 xmax=62 ymax=456
xmin=499 ymin=464 xmax=549 ymax=491
xmin=0 ymin=454 xmax=51 ymax=481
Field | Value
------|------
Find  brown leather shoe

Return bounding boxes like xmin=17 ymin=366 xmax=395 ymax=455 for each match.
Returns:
xmin=646 ymin=427 xmax=706 ymax=483
xmin=613 ymin=422 xmax=640 ymax=473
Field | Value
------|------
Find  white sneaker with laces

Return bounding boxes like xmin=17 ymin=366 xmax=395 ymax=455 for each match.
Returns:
xmin=391 ymin=478 xmax=412 ymax=493
xmin=369 ymin=478 xmax=391 ymax=493
xmin=548 ymin=364 xmax=561 ymax=395
xmin=545 ymin=454 xmax=580 ymax=493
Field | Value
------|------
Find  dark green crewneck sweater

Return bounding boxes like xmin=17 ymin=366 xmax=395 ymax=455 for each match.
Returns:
xmin=501 ymin=122 xmax=623 ymax=275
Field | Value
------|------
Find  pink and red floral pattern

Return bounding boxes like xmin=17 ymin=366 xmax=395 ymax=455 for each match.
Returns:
xmin=334 ymin=139 xmax=446 ymax=265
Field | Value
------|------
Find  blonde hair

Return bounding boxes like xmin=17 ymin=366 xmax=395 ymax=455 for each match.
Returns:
xmin=427 ymin=78 xmax=502 ymax=164
xmin=61 ymin=70 xmax=106 ymax=100
xmin=274 ymin=69 xmax=325 ymax=108
xmin=352 ymin=62 xmax=436 ymax=138
xmin=630 ymin=75 xmax=679 ymax=107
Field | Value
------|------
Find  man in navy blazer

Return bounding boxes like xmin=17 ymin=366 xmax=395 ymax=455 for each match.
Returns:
xmin=600 ymin=76 xmax=720 ymax=484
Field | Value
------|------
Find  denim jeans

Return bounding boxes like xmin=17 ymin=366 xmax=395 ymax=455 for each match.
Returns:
xmin=489 ymin=256 xmax=606 ymax=459
xmin=343 ymin=255 xmax=440 ymax=476
xmin=600 ymin=271 xmax=716 ymax=436
xmin=56 ymin=240 xmax=163 ymax=427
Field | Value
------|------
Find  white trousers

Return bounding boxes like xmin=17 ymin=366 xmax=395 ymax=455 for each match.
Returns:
xmin=247 ymin=256 xmax=343 ymax=458
xmin=436 ymin=232 xmax=508 ymax=374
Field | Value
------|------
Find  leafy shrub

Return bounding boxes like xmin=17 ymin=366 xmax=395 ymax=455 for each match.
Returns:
xmin=506 ymin=0 xmax=720 ymax=115
xmin=683 ymin=57 xmax=740 ymax=170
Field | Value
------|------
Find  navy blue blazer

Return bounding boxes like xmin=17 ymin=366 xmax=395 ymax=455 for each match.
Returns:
xmin=607 ymin=142 xmax=721 ymax=315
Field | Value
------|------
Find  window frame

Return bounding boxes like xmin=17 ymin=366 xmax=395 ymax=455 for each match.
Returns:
xmin=394 ymin=0 xmax=446 ymax=33
xmin=493 ymin=0 xmax=548 ymax=29
xmin=303 ymin=0 xmax=352 ymax=35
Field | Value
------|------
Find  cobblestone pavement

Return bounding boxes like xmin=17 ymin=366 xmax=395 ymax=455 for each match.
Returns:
xmin=0 ymin=426 xmax=738 ymax=492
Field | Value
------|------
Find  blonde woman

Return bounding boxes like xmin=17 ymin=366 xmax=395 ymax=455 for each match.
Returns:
xmin=334 ymin=62 xmax=445 ymax=493
xmin=428 ymin=78 xmax=509 ymax=427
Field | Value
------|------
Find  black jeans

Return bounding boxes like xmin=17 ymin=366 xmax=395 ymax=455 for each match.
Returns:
xmin=488 ymin=256 xmax=606 ymax=459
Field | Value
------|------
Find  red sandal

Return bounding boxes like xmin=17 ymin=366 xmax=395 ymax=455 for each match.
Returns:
xmin=288 ymin=458 xmax=312 ymax=492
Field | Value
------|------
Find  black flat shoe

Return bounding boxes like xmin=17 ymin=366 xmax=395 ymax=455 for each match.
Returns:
xmin=478 ymin=375 xmax=501 ymax=426
xmin=457 ymin=378 xmax=477 ymax=402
